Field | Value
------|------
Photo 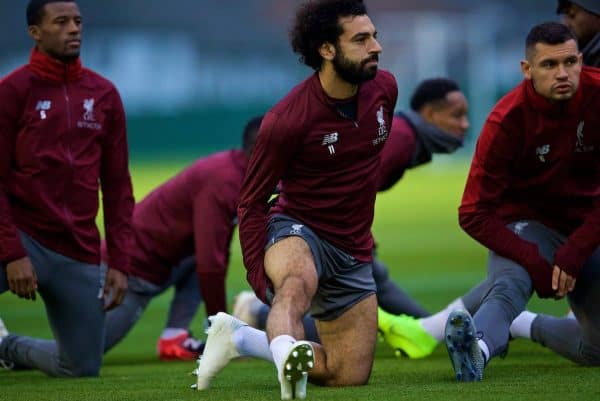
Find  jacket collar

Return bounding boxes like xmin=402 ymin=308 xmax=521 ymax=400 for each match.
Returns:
xmin=309 ymin=72 xmax=360 ymax=107
xmin=524 ymin=77 xmax=583 ymax=116
xmin=28 ymin=47 xmax=83 ymax=82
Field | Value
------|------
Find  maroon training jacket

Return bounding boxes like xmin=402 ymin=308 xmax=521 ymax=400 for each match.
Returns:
xmin=127 ymin=150 xmax=247 ymax=315
xmin=460 ymin=67 xmax=600 ymax=294
xmin=0 ymin=48 xmax=134 ymax=273
xmin=238 ymin=70 xmax=398 ymax=302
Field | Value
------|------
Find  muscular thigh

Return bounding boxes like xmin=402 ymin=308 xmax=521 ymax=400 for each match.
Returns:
xmin=314 ymin=294 xmax=378 ymax=386
xmin=265 ymin=236 xmax=318 ymax=295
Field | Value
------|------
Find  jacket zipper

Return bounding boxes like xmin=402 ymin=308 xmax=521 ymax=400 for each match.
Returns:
xmin=63 ymin=82 xmax=74 ymax=227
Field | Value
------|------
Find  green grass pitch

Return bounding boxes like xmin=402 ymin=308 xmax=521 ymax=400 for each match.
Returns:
xmin=1 ymin=158 xmax=598 ymax=401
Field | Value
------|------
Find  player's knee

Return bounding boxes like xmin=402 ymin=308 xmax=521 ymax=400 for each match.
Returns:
xmin=488 ymin=277 xmax=531 ymax=315
xmin=580 ymin=343 xmax=600 ymax=366
xmin=57 ymin=357 xmax=101 ymax=377
xmin=322 ymin=370 xmax=371 ymax=387
xmin=493 ymin=275 xmax=531 ymax=299
xmin=56 ymin=366 xmax=100 ymax=378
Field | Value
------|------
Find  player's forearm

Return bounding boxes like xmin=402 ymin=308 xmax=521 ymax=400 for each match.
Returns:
xmin=0 ymin=215 xmax=27 ymax=263
xmin=102 ymin=182 xmax=134 ymax=274
xmin=0 ymin=183 xmax=26 ymax=263
xmin=459 ymin=206 xmax=548 ymax=271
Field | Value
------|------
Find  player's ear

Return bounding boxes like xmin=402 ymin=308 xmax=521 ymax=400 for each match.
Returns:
xmin=520 ymin=59 xmax=532 ymax=80
xmin=28 ymin=25 xmax=41 ymax=41
xmin=420 ymin=104 xmax=435 ymax=125
xmin=319 ymin=42 xmax=336 ymax=61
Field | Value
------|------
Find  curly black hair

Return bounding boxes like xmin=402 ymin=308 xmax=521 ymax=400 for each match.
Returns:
xmin=290 ymin=0 xmax=367 ymax=71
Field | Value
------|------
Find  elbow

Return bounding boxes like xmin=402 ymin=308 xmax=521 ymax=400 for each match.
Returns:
xmin=458 ymin=206 xmax=477 ymax=234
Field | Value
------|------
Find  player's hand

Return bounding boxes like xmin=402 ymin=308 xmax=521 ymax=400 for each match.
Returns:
xmin=6 ymin=257 xmax=38 ymax=300
xmin=103 ymin=268 xmax=128 ymax=311
xmin=552 ymin=265 xmax=576 ymax=298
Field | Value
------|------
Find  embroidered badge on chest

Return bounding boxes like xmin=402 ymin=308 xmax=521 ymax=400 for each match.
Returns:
xmin=77 ymin=98 xmax=102 ymax=130
xmin=536 ymin=144 xmax=550 ymax=162
xmin=575 ymin=121 xmax=593 ymax=153
xmin=83 ymin=98 xmax=95 ymax=121
xmin=372 ymin=105 xmax=388 ymax=146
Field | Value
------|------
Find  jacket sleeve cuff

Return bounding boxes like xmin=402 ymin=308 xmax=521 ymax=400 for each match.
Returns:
xmin=1 ymin=240 xmax=28 ymax=264
xmin=106 ymin=254 xmax=130 ymax=275
xmin=554 ymin=244 xmax=586 ymax=278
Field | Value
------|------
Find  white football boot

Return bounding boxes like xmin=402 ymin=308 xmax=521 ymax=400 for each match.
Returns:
xmin=278 ymin=340 xmax=314 ymax=400
xmin=191 ymin=312 xmax=246 ymax=390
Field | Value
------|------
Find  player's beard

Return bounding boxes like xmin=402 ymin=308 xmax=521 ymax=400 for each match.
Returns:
xmin=332 ymin=47 xmax=378 ymax=85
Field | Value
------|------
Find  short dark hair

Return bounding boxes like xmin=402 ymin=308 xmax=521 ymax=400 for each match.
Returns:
xmin=525 ymin=22 xmax=578 ymax=59
xmin=27 ymin=0 xmax=75 ymax=26
xmin=556 ymin=1 xmax=600 ymax=16
xmin=290 ymin=0 xmax=367 ymax=71
xmin=242 ymin=115 xmax=263 ymax=151
xmin=409 ymin=78 xmax=461 ymax=112
xmin=556 ymin=0 xmax=572 ymax=14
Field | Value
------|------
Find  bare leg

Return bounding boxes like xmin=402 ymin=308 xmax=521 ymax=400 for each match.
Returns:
xmin=265 ymin=237 xmax=318 ymax=342
xmin=311 ymin=294 xmax=378 ymax=386
xmin=264 ymin=236 xmax=377 ymax=386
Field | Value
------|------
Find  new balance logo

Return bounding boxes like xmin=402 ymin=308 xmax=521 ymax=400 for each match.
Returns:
xmin=35 ymin=100 xmax=51 ymax=120
xmin=322 ymin=132 xmax=339 ymax=155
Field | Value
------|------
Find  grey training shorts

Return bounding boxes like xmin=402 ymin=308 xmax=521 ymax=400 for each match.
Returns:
xmin=265 ymin=214 xmax=376 ymax=321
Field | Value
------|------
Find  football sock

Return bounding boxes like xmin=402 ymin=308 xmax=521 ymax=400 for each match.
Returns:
xmin=478 ymin=339 xmax=490 ymax=363
xmin=160 ymin=328 xmax=187 ymax=339
xmin=232 ymin=325 xmax=273 ymax=362
xmin=421 ymin=298 xmax=466 ymax=341
xmin=509 ymin=311 xmax=537 ymax=339
xmin=270 ymin=335 xmax=296 ymax=374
